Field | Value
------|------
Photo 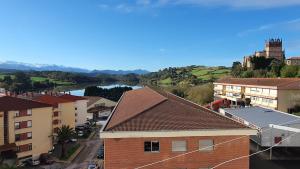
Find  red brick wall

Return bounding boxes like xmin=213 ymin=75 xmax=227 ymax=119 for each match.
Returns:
xmin=104 ymin=135 xmax=250 ymax=169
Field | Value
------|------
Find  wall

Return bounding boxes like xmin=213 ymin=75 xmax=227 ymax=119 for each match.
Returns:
xmin=278 ymin=90 xmax=300 ymax=112
xmin=60 ymin=102 xmax=76 ymax=129
xmin=75 ymin=100 xmax=88 ymax=126
xmin=104 ymin=135 xmax=250 ymax=169
xmin=87 ymin=98 xmax=116 ymax=109
xmin=0 ymin=111 xmax=4 ymax=145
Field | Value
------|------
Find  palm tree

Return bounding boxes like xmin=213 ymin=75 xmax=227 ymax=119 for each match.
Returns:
xmin=0 ymin=164 xmax=17 ymax=169
xmin=57 ymin=125 xmax=75 ymax=158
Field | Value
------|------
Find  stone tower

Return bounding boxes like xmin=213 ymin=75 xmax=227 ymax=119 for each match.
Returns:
xmin=265 ymin=38 xmax=284 ymax=61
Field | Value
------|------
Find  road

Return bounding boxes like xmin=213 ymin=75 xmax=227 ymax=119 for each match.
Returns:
xmin=65 ymin=128 xmax=102 ymax=169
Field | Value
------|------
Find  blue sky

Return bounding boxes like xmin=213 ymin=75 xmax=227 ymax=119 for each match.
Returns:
xmin=0 ymin=0 xmax=300 ymax=71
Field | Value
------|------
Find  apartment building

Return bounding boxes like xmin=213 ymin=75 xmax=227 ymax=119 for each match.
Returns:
xmin=34 ymin=95 xmax=76 ymax=133
xmin=0 ymin=96 xmax=53 ymax=161
xmin=213 ymin=78 xmax=300 ymax=112
xmin=101 ymin=87 xmax=256 ymax=169
xmin=286 ymin=57 xmax=300 ymax=66
xmin=58 ymin=94 xmax=88 ymax=126
xmin=84 ymin=96 xmax=116 ymax=120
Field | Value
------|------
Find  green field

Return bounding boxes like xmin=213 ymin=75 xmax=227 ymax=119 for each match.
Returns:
xmin=191 ymin=68 xmax=231 ymax=81
xmin=0 ymin=74 xmax=74 ymax=85
xmin=159 ymin=77 xmax=172 ymax=85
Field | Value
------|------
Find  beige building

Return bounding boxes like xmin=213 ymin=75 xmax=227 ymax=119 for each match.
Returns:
xmin=84 ymin=96 xmax=116 ymax=120
xmin=214 ymin=78 xmax=300 ymax=113
xmin=0 ymin=96 xmax=53 ymax=162
xmin=286 ymin=57 xmax=300 ymax=66
xmin=34 ymin=95 xmax=76 ymax=133
xmin=243 ymin=39 xmax=285 ymax=68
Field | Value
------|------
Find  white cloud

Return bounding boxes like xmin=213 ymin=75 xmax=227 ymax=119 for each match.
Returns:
xmin=136 ymin=0 xmax=151 ymax=6
xmin=171 ymin=0 xmax=300 ymax=9
xmin=237 ymin=18 xmax=300 ymax=37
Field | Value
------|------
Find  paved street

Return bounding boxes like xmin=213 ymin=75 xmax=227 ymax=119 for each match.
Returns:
xmin=65 ymin=128 xmax=102 ymax=169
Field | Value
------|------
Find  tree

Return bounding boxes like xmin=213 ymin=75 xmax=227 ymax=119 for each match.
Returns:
xmin=250 ymin=57 xmax=273 ymax=70
xmin=231 ymin=61 xmax=243 ymax=77
xmin=187 ymin=83 xmax=214 ymax=105
xmin=281 ymin=65 xmax=299 ymax=77
xmin=0 ymin=164 xmax=16 ymax=169
xmin=56 ymin=125 xmax=75 ymax=158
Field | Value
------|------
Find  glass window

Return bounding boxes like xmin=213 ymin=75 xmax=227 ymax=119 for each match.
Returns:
xmin=15 ymin=111 xmax=20 ymax=117
xmin=27 ymin=121 xmax=32 ymax=127
xmin=15 ymin=122 xmax=20 ymax=129
xmin=15 ymin=134 xmax=21 ymax=141
xmin=172 ymin=141 xmax=187 ymax=152
xmin=27 ymin=109 xmax=32 ymax=116
xmin=199 ymin=139 xmax=214 ymax=152
xmin=27 ymin=132 xmax=32 ymax=139
xmin=144 ymin=141 xmax=160 ymax=152
xmin=28 ymin=144 xmax=32 ymax=151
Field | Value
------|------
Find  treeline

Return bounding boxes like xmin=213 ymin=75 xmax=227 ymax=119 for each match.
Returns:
xmin=232 ymin=57 xmax=300 ymax=78
xmin=0 ymin=71 xmax=141 ymax=93
xmin=0 ymin=72 xmax=55 ymax=93
xmin=84 ymin=86 xmax=133 ymax=101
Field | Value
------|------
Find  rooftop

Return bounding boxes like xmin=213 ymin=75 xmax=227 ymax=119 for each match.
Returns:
xmin=104 ymin=87 xmax=248 ymax=132
xmin=223 ymin=106 xmax=300 ymax=128
xmin=287 ymin=56 xmax=300 ymax=60
xmin=215 ymin=78 xmax=300 ymax=89
xmin=58 ymin=94 xmax=87 ymax=101
xmin=34 ymin=95 xmax=72 ymax=107
xmin=0 ymin=96 xmax=52 ymax=112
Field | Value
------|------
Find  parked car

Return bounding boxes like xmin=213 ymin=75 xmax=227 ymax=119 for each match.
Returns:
xmin=24 ymin=158 xmax=40 ymax=166
xmin=77 ymin=130 xmax=84 ymax=137
xmin=87 ymin=163 xmax=99 ymax=169
xmin=40 ymin=153 xmax=54 ymax=165
xmin=76 ymin=125 xmax=85 ymax=131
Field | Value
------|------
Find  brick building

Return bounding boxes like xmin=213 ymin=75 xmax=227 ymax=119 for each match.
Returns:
xmin=101 ymin=87 xmax=256 ymax=169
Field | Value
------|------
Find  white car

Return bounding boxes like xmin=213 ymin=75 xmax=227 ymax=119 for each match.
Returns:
xmin=87 ymin=164 xmax=99 ymax=169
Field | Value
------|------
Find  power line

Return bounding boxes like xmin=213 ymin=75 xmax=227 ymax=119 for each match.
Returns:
xmin=210 ymin=132 xmax=299 ymax=169
xmin=134 ymin=118 xmax=300 ymax=169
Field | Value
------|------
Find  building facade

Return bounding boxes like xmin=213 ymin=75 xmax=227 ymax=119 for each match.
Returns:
xmin=0 ymin=96 xmax=53 ymax=162
xmin=286 ymin=57 xmax=300 ymax=66
xmin=213 ymin=78 xmax=300 ymax=112
xmin=101 ymin=87 xmax=256 ymax=169
xmin=59 ymin=94 xmax=88 ymax=126
xmin=243 ymin=39 xmax=285 ymax=68
xmin=84 ymin=96 xmax=116 ymax=120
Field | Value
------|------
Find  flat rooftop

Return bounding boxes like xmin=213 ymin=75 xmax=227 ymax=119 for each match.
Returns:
xmin=223 ymin=106 xmax=300 ymax=128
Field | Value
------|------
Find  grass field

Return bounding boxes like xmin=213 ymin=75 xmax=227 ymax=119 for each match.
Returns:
xmin=0 ymin=74 xmax=74 ymax=85
xmin=159 ymin=77 xmax=172 ymax=85
xmin=191 ymin=68 xmax=231 ymax=81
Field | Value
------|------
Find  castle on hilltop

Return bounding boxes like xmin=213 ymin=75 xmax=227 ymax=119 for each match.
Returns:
xmin=243 ymin=38 xmax=285 ymax=68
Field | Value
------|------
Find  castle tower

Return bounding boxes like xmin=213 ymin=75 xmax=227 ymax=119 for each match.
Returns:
xmin=265 ymin=38 xmax=284 ymax=61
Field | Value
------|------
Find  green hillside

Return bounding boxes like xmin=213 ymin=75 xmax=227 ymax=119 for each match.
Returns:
xmin=141 ymin=65 xmax=231 ymax=86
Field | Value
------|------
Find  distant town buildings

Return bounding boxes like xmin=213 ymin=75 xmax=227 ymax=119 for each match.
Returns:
xmin=243 ymin=38 xmax=285 ymax=68
xmin=101 ymin=87 xmax=256 ymax=169
xmin=213 ymin=78 xmax=300 ymax=113
xmin=286 ymin=56 xmax=300 ymax=66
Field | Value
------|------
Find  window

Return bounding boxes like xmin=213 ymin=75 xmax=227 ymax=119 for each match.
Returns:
xmin=15 ymin=111 xmax=20 ymax=117
xmin=27 ymin=109 xmax=32 ymax=116
xmin=15 ymin=122 xmax=20 ymax=129
xmin=144 ymin=141 xmax=160 ymax=152
xmin=15 ymin=134 xmax=21 ymax=141
xmin=199 ymin=139 xmax=214 ymax=152
xmin=27 ymin=132 xmax=32 ymax=139
xmin=28 ymin=144 xmax=32 ymax=151
xmin=75 ymin=107 xmax=77 ymax=110
xmin=27 ymin=121 xmax=32 ymax=127
xmin=172 ymin=141 xmax=187 ymax=152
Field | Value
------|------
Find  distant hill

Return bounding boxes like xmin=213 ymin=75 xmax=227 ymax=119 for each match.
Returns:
xmin=0 ymin=61 xmax=149 ymax=75
xmin=141 ymin=65 xmax=231 ymax=86
xmin=90 ymin=69 xmax=149 ymax=75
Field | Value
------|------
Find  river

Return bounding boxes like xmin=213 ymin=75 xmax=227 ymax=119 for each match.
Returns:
xmin=67 ymin=84 xmax=142 ymax=96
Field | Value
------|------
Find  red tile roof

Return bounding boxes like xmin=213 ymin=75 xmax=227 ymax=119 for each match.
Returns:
xmin=58 ymin=94 xmax=87 ymax=101
xmin=287 ymin=57 xmax=300 ymax=60
xmin=215 ymin=78 xmax=300 ymax=89
xmin=0 ymin=96 xmax=52 ymax=112
xmin=34 ymin=95 xmax=72 ymax=107
xmin=104 ymin=87 xmax=247 ymax=131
